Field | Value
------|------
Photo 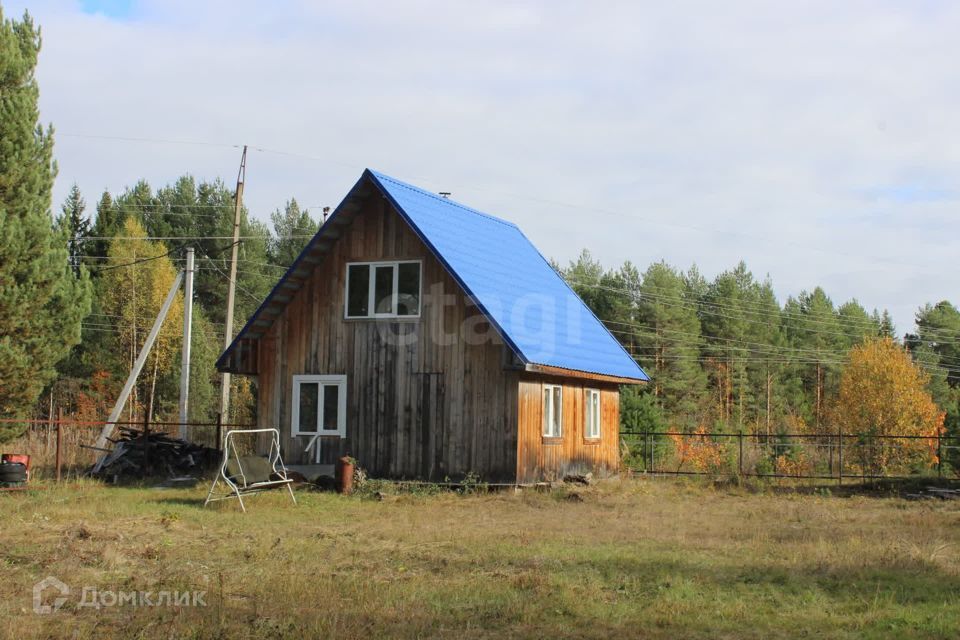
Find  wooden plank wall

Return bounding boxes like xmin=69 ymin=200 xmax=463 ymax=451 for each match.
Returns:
xmin=255 ymin=195 xmax=519 ymax=482
xmin=516 ymin=375 xmax=620 ymax=484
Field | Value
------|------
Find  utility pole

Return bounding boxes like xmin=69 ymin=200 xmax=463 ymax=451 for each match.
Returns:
xmin=219 ymin=145 xmax=247 ymax=427
xmin=178 ymin=248 xmax=194 ymax=439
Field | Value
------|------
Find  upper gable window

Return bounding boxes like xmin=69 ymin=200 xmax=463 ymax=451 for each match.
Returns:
xmin=345 ymin=261 xmax=421 ymax=319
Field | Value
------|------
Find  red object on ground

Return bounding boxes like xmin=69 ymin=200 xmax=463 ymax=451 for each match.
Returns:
xmin=335 ymin=457 xmax=354 ymax=495
xmin=2 ymin=453 xmax=30 ymax=480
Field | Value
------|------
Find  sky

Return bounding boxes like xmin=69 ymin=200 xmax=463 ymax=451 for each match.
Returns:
xmin=7 ymin=0 xmax=959 ymax=334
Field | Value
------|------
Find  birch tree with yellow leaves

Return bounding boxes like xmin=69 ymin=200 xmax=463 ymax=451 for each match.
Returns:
xmin=99 ymin=217 xmax=183 ymax=422
xmin=833 ymin=337 xmax=945 ymax=475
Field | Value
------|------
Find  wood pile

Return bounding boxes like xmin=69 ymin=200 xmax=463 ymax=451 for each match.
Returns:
xmin=92 ymin=427 xmax=219 ymax=479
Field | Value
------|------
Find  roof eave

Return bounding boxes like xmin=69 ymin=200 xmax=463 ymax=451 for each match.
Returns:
xmin=523 ymin=363 xmax=649 ymax=385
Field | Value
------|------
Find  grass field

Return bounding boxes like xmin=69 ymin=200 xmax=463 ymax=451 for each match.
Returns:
xmin=1 ymin=477 xmax=959 ymax=639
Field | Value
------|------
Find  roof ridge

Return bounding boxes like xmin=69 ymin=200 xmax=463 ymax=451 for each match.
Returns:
xmin=369 ymin=170 xmax=518 ymax=229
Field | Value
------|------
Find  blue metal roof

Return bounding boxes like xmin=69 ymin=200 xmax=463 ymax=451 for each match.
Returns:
xmin=218 ymin=169 xmax=648 ymax=382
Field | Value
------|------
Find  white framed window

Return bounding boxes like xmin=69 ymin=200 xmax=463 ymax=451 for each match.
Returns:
xmin=585 ymin=388 xmax=601 ymax=440
xmin=291 ymin=375 xmax=347 ymax=438
xmin=345 ymin=260 xmax=422 ymax=319
xmin=543 ymin=384 xmax=563 ymax=438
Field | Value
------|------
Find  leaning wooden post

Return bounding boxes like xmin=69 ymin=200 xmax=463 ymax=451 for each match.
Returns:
xmin=55 ymin=407 xmax=63 ymax=483
xmin=91 ymin=270 xmax=184 ymax=470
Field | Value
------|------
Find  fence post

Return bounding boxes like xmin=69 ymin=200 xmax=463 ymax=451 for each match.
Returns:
xmin=828 ymin=432 xmax=833 ymax=477
xmin=142 ymin=411 xmax=150 ymax=478
xmin=938 ymin=431 xmax=943 ymax=479
xmin=46 ymin=400 xmax=54 ymax=455
xmin=644 ymin=432 xmax=654 ymax=474
xmin=837 ymin=428 xmax=843 ymax=486
xmin=55 ymin=407 xmax=63 ymax=483
xmin=738 ymin=431 xmax=743 ymax=476
xmin=216 ymin=413 xmax=223 ymax=452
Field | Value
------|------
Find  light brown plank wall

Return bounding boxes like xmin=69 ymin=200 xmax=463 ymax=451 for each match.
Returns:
xmin=516 ymin=375 xmax=621 ymax=484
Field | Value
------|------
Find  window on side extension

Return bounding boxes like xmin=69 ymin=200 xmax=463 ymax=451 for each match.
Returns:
xmin=584 ymin=388 xmax=601 ymax=439
xmin=543 ymin=384 xmax=562 ymax=438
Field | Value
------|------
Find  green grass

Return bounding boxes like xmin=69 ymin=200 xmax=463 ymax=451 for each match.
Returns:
xmin=1 ymin=478 xmax=959 ymax=639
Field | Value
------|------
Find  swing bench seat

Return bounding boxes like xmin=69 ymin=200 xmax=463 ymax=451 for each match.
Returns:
xmin=226 ymin=455 xmax=293 ymax=490
xmin=204 ymin=428 xmax=297 ymax=512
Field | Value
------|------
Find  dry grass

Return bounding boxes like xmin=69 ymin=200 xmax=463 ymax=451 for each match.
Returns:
xmin=1 ymin=478 xmax=959 ymax=639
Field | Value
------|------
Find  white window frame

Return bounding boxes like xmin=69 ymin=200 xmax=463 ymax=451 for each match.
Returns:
xmin=291 ymin=374 xmax=347 ymax=439
xmin=584 ymin=388 xmax=601 ymax=440
xmin=543 ymin=384 xmax=563 ymax=438
xmin=344 ymin=260 xmax=422 ymax=319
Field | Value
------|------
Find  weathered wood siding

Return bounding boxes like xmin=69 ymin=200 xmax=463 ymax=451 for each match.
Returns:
xmin=516 ymin=375 xmax=620 ymax=483
xmin=256 ymin=197 xmax=519 ymax=482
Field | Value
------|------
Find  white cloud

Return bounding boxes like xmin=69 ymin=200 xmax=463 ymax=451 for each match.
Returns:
xmin=9 ymin=0 xmax=959 ymax=332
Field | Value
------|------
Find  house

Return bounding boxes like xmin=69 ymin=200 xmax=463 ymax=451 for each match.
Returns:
xmin=216 ymin=170 xmax=648 ymax=484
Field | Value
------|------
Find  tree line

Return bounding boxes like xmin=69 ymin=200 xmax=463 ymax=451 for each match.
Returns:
xmin=559 ymin=251 xmax=959 ymax=449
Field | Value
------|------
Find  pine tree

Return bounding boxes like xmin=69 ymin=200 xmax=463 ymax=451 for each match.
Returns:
xmin=747 ymin=278 xmax=785 ymax=435
xmin=57 ymin=183 xmax=89 ymax=276
xmin=635 ymin=261 xmax=707 ymax=426
xmin=89 ymin=190 xmax=122 ymax=265
xmin=909 ymin=302 xmax=960 ymax=387
xmin=782 ymin=288 xmax=844 ymax=428
xmin=0 ymin=9 xmax=91 ymax=441
xmin=700 ymin=262 xmax=755 ymax=429
xmin=906 ymin=301 xmax=960 ymax=466
xmin=837 ymin=299 xmax=878 ymax=348
xmin=876 ymin=309 xmax=896 ymax=339
xmin=269 ymin=198 xmax=318 ymax=266
xmin=562 ymin=249 xmax=631 ymax=325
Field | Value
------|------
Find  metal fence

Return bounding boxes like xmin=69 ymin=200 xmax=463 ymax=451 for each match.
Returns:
xmin=621 ymin=429 xmax=959 ymax=482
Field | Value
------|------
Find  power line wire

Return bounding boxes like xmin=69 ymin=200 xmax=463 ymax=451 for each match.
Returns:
xmin=61 ymin=131 xmax=950 ymax=271
xmin=60 ymin=132 xmax=241 ymax=149
xmin=95 ymin=246 xmax=182 ymax=272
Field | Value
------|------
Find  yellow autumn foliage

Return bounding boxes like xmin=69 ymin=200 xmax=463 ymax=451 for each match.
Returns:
xmin=670 ymin=425 xmax=726 ymax=473
xmin=100 ymin=218 xmax=184 ymax=417
xmin=833 ymin=337 xmax=945 ymax=475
